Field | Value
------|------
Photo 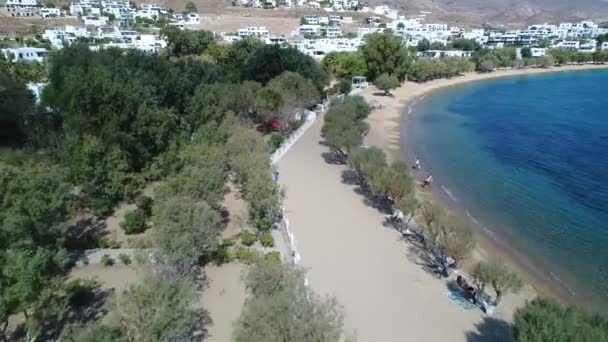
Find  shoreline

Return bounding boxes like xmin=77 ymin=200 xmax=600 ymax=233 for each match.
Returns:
xmin=360 ymin=63 xmax=608 ymax=308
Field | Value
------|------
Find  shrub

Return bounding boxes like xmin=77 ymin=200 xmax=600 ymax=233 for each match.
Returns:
xmin=119 ymin=253 xmax=132 ymax=265
xmin=121 ymin=209 xmax=147 ymax=235
xmin=264 ymin=251 xmax=281 ymax=265
xmin=259 ymin=231 xmax=275 ymax=247
xmin=100 ymin=254 xmax=114 ymax=267
xmin=135 ymin=195 xmax=153 ymax=217
xmin=235 ymin=247 xmax=258 ymax=264
xmin=98 ymin=237 xmax=120 ymax=249
xmin=337 ymin=79 xmax=352 ymax=94
xmin=216 ymin=247 xmax=236 ymax=264
xmin=268 ymin=133 xmax=286 ymax=152
xmin=240 ymin=231 xmax=256 ymax=246
xmin=90 ymin=197 xmax=114 ymax=218
xmin=65 ymin=279 xmax=99 ymax=307
xmin=374 ymin=73 xmax=399 ymax=95
xmin=222 ymin=236 xmax=236 ymax=247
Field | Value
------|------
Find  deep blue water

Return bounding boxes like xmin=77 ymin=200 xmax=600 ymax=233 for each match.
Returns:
xmin=406 ymin=70 xmax=608 ymax=311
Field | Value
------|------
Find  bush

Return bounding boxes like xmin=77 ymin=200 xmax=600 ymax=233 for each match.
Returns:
xmin=89 ymin=197 xmax=115 ymax=218
xmin=337 ymin=79 xmax=352 ymax=94
xmin=264 ymin=251 xmax=281 ymax=265
xmin=135 ymin=195 xmax=153 ymax=217
xmin=100 ymin=254 xmax=114 ymax=267
xmin=235 ymin=247 xmax=258 ymax=264
xmin=222 ymin=236 xmax=236 ymax=247
xmin=98 ymin=237 xmax=120 ymax=249
xmin=268 ymin=133 xmax=286 ymax=152
xmin=240 ymin=231 xmax=256 ymax=246
xmin=374 ymin=73 xmax=399 ymax=95
xmin=65 ymin=279 xmax=99 ymax=307
xmin=121 ymin=209 xmax=147 ymax=235
xmin=119 ymin=253 xmax=132 ymax=265
xmin=259 ymin=231 xmax=275 ymax=247
xmin=215 ymin=247 xmax=236 ymax=264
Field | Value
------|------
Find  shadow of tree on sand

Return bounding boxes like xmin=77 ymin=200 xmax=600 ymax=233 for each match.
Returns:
xmin=466 ymin=317 xmax=514 ymax=342
xmin=340 ymin=169 xmax=393 ymax=215
xmin=321 ymin=151 xmax=346 ymax=165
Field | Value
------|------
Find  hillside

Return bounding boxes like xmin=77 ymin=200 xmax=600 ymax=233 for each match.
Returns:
xmin=373 ymin=0 xmax=608 ymax=27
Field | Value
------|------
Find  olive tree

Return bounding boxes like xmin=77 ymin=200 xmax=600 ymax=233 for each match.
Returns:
xmin=234 ymin=260 xmax=344 ymax=342
xmin=374 ymin=73 xmax=400 ymax=96
xmin=514 ymin=298 xmax=608 ymax=342
xmin=152 ymin=196 xmax=222 ymax=277
xmin=472 ymin=258 xmax=523 ymax=306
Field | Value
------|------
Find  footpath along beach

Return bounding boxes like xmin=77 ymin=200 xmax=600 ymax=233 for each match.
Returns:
xmin=277 ymin=64 xmax=608 ymax=341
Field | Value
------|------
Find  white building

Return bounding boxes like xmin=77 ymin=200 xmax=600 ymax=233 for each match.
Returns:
xmin=238 ymin=26 xmax=270 ymax=38
xmin=293 ymin=37 xmax=363 ymax=59
xmin=601 ymin=42 xmax=608 ymax=51
xmin=39 ymin=7 xmax=61 ymax=17
xmin=530 ymin=47 xmax=546 ymax=57
xmin=184 ymin=12 xmax=200 ymax=24
xmin=1 ymin=47 xmax=49 ymax=62
xmin=321 ymin=26 xmax=342 ymax=38
xmin=298 ymin=24 xmax=321 ymax=37
xmin=84 ymin=15 xmax=110 ymax=26
xmin=43 ymin=25 xmax=91 ymax=48
xmin=3 ymin=0 xmax=38 ymax=17
xmin=417 ymin=50 xmax=473 ymax=59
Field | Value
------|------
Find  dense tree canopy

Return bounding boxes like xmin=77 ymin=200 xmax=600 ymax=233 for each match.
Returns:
xmin=360 ymin=30 xmax=413 ymax=81
xmin=0 ymin=75 xmax=35 ymax=146
xmin=234 ymin=260 xmax=344 ymax=342
xmin=243 ymin=45 xmax=329 ymax=90
xmin=514 ymin=298 xmax=608 ymax=342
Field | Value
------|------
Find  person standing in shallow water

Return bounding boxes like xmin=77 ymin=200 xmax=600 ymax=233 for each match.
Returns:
xmin=414 ymin=159 xmax=421 ymax=170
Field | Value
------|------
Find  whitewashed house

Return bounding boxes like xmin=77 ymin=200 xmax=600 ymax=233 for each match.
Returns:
xmin=3 ymin=0 xmax=38 ymax=17
xmin=1 ymin=47 xmax=49 ymax=62
xmin=238 ymin=26 xmax=269 ymax=38
xmin=39 ymin=7 xmax=61 ymax=17
xmin=530 ymin=47 xmax=546 ymax=57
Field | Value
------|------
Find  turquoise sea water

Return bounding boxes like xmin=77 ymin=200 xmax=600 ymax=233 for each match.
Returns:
xmin=406 ymin=70 xmax=608 ymax=312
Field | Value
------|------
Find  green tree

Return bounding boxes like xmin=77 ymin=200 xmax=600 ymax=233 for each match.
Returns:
xmin=152 ymin=196 xmax=222 ymax=276
xmin=360 ymin=29 xmax=413 ymax=81
xmin=114 ymin=276 xmax=201 ymax=342
xmin=234 ymin=260 xmax=344 ymax=342
xmin=451 ymin=38 xmax=480 ymax=51
xmin=322 ymin=97 xmax=370 ymax=159
xmin=267 ymin=71 xmax=320 ymax=113
xmin=0 ymin=75 xmax=35 ymax=146
xmin=334 ymin=53 xmax=368 ymax=79
xmin=184 ymin=0 xmax=197 ymax=13
xmin=416 ymin=38 xmax=431 ymax=51
xmin=120 ymin=209 xmax=147 ymax=235
xmin=537 ymin=55 xmax=555 ymax=68
xmin=472 ymin=258 xmax=523 ymax=306
xmin=513 ymin=298 xmax=608 ymax=342
xmin=243 ymin=45 xmax=329 ymax=90
xmin=374 ymin=73 xmax=399 ymax=95
xmin=161 ymin=27 xmax=215 ymax=57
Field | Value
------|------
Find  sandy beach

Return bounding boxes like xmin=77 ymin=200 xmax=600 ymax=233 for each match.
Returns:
xmin=360 ymin=63 xmax=608 ymax=308
xmin=277 ymin=109 xmax=531 ymax=341
xmin=274 ymin=64 xmax=608 ymax=341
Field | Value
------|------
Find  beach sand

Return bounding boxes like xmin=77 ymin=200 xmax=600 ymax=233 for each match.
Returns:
xmin=360 ymin=64 xmax=608 ymax=309
xmin=278 ymin=112 xmax=531 ymax=341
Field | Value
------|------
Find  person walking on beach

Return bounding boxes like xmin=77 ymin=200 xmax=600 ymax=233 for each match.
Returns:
xmin=413 ymin=159 xmax=421 ymax=171
xmin=422 ymin=175 xmax=433 ymax=188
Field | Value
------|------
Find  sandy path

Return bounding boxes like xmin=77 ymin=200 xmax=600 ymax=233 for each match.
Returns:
xmin=278 ymin=117 xmax=492 ymax=341
xmin=202 ymin=263 xmax=246 ymax=342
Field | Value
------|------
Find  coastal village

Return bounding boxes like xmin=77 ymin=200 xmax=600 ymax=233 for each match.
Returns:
xmin=2 ymin=0 xmax=608 ymax=61
xmin=2 ymin=0 xmax=608 ymax=341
